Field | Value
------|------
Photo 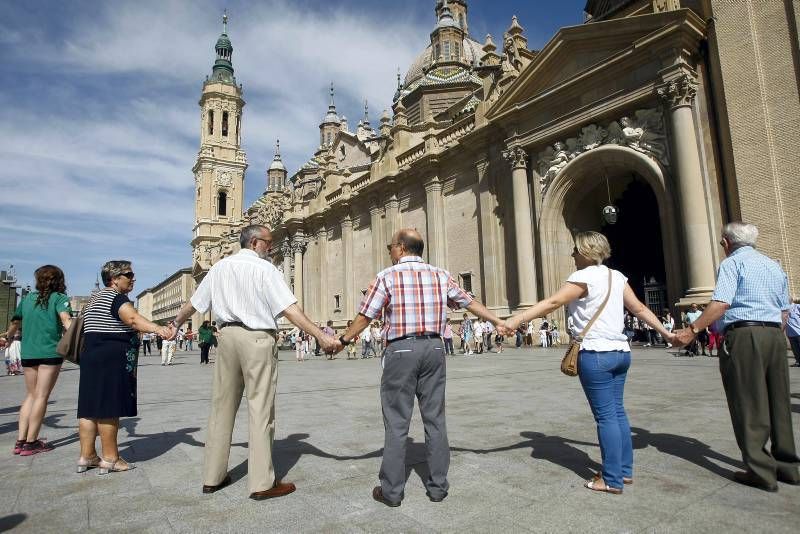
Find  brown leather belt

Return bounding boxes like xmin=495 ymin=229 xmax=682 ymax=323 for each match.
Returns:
xmin=725 ymin=321 xmax=781 ymax=334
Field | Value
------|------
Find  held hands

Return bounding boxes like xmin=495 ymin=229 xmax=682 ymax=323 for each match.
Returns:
xmin=495 ymin=322 xmax=514 ymax=337
xmin=319 ymin=334 xmax=341 ymax=355
xmin=0 ymin=337 xmax=7 ymax=349
xmin=671 ymin=328 xmax=695 ymax=348
xmin=502 ymin=316 xmax=522 ymax=335
xmin=160 ymin=325 xmax=178 ymax=341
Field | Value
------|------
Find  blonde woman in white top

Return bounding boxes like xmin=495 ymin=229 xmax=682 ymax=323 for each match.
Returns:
xmin=505 ymin=231 xmax=674 ymax=495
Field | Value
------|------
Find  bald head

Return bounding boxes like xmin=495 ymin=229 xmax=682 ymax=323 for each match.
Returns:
xmin=393 ymin=228 xmax=424 ymax=256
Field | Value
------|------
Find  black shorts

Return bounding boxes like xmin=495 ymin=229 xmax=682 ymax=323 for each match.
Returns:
xmin=22 ymin=357 xmax=64 ymax=367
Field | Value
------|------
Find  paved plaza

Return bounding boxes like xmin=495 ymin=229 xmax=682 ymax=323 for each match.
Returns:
xmin=1 ymin=345 xmax=798 ymax=533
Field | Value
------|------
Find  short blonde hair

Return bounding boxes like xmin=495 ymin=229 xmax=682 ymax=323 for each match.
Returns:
xmin=574 ymin=231 xmax=611 ymax=264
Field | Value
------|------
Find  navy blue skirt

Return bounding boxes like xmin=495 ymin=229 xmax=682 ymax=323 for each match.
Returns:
xmin=77 ymin=332 xmax=139 ymax=419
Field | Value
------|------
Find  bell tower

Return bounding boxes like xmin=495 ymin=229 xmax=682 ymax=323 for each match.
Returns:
xmin=192 ymin=11 xmax=248 ymax=278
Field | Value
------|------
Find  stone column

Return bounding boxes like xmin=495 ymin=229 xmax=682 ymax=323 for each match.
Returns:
xmin=280 ymin=241 xmax=292 ymax=287
xmin=476 ymin=158 xmax=506 ymax=310
xmin=384 ymin=190 xmax=400 ymax=268
xmin=316 ymin=223 xmax=328 ymax=320
xmin=369 ymin=200 xmax=384 ymax=274
xmin=341 ymin=212 xmax=355 ymax=317
xmin=502 ymin=145 xmax=537 ymax=308
xmin=292 ymin=233 xmax=307 ymax=309
xmin=658 ymin=73 xmax=716 ymax=299
xmin=424 ymin=176 xmax=447 ymax=267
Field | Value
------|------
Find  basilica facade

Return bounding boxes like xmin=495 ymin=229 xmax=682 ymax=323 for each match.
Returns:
xmin=191 ymin=0 xmax=800 ymax=329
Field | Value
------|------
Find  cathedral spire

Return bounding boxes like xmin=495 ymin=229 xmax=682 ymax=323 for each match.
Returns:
xmin=322 ymin=82 xmax=340 ymax=125
xmin=210 ymin=10 xmax=235 ymax=83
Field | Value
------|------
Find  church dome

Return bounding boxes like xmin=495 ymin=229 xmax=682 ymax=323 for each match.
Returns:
xmin=403 ymin=36 xmax=483 ymax=89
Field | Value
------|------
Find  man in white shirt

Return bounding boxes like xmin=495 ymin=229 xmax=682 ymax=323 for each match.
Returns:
xmin=172 ymin=225 xmax=337 ymax=501
xmin=473 ymin=319 xmax=485 ymax=354
xmin=161 ymin=336 xmax=176 ymax=366
xmin=483 ymin=320 xmax=494 ymax=353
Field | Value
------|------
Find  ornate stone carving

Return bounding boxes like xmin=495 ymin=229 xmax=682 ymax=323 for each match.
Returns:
xmin=250 ymin=194 xmax=289 ymax=231
xmin=652 ymin=0 xmax=680 ymax=13
xmin=536 ymin=108 xmax=669 ymax=194
xmin=279 ymin=241 xmax=293 ymax=258
xmin=215 ymin=169 xmax=233 ymax=187
xmin=501 ymin=32 xmax=523 ymax=75
xmin=502 ymin=146 xmax=528 ymax=169
xmin=657 ymin=74 xmax=698 ymax=109
xmin=291 ymin=239 xmax=307 ymax=255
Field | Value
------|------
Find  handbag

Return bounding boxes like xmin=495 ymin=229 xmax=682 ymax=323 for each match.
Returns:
xmin=56 ymin=314 xmax=84 ymax=364
xmin=560 ymin=269 xmax=613 ymax=377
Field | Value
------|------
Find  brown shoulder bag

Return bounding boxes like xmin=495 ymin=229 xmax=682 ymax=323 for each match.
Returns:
xmin=560 ymin=269 xmax=613 ymax=377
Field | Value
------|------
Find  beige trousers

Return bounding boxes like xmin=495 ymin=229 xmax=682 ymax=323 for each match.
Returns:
xmin=203 ymin=326 xmax=278 ymax=493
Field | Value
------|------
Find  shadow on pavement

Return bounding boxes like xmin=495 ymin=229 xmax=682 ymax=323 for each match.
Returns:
xmin=630 ymin=427 xmax=743 ymax=477
xmin=118 ymin=418 xmax=204 ymax=462
xmin=0 ymin=513 xmax=27 ymax=531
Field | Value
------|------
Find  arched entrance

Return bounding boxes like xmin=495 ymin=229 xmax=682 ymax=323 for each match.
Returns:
xmin=538 ymin=145 xmax=681 ymax=321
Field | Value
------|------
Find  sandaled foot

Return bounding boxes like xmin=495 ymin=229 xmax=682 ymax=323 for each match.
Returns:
xmin=584 ymin=478 xmax=623 ymax=494
xmin=77 ymin=455 xmax=102 ymax=473
xmin=98 ymin=457 xmax=137 ymax=475
xmin=593 ymin=471 xmax=632 ymax=485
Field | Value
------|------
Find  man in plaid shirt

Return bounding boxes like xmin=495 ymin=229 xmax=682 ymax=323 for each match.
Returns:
xmin=337 ymin=228 xmax=506 ymax=507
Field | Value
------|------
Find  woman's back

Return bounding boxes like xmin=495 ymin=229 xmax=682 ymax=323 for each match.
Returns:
xmin=15 ymin=291 xmax=71 ymax=358
xmin=567 ymin=265 xmax=629 ymax=351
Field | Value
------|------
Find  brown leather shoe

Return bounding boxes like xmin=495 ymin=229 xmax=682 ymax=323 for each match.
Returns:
xmin=733 ymin=471 xmax=778 ymax=492
xmin=202 ymin=475 xmax=232 ymax=494
xmin=372 ymin=486 xmax=401 ymax=507
xmin=249 ymin=481 xmax=296 ymax=501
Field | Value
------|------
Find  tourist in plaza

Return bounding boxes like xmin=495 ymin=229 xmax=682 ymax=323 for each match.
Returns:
xmin=141 ymin=332 xmax=152 ymax=356
xmin=361 ymin=323 xmax=373 ymax=358
xmin=460 ymin=313 xmax=473 ymax=354
xmin=0 ymin=266 xmax=72 ymax=456
xmin=171 ymin=224 xmax=337 ymax=500
xmin=77 ymin=260 xmax=174 ymax=474
xmin=515 ymin=325 xmax=524 ymax=348
xmin=787 ymin=299 xmax=800 ymax=367
xmin=684 ymin=303 xmax=702 ymax=356
xmin=483 ymin=319 xmax=494 ymax=353
xmin=161 ymin=334 xmax=177 ymax=366
xmin=3 ymin=329 xmax=22 ymax=375
xmin=662 ymin=311 xmax=675 ymax=348
xmin=550 ymin=319 xmax=561 ymax=346
xmin=505 ymin=231 xmax=674 ymax=494
xmin=345 ymin=321 xmax=359 ymax=359
xmin=198 ymin=320 xmax=214 ymax=365
xmin=539 ymin=319 xmax=549 ymax=348
xmin=155 ymin=333 xmax=163 ymax=352
xmin=443 ymin=319 xmax=455 ymax=355
xmin=494 ymin=329 xmax=504 ymax=353
xmin=177 ymin=328 xmax=185 ymax=350
xmin=334 ymin=228 xmax=505 ymax=507
xmin=673 ymin=222 xmax=800 ymax=492
xmin=185 ymin=327 xmax=194 ymax=351
xmin=473 ymin=319 xmax=485 ymax=354
xmin=370 ymin=322 xmax=384 ymax=355
xmin=293 ymin=329 xmax=305 ymax=362
xmin=525 ymin=321 xmax=534 ymax=347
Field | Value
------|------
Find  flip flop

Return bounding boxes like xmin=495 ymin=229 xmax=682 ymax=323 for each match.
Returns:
xmin=593 ymin=471 xmax=633 ymax=485
xmin=584 ymin=479 xmax=623 ymax=494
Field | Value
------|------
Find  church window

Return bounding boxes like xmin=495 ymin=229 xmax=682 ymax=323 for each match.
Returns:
xmin=334 ymin=294 xmax=341 ymax=310
xmin=443 ymin=41 xmax=451 ymax=60
xmin=454 ymin=41 xmax=460 ymax=60
xmin=235 ymin=114 xmax=241 ymax=143
xmin=326 ymin=132 xmax=332 ymax=145
xmin=459 ymin=272 xmax=473 ymax=293
xmin=434 ymin=43 xmax=441 ymax=60
xmin=340 ymin=145 xmax=346 ymax=157
xmin=459 ymin=15 xmax=465 ymax=30
xmin=208 ymin=110 xmax=214 ymax=135
xmin=217 ymin=191 xmax=227 ymax=216
xmin=222 ymin=111 xmax=229 ymax=137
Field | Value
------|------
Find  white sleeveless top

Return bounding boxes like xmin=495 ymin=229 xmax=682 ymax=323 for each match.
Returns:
xmin=566 ymin=265 xmax=630 ymax=352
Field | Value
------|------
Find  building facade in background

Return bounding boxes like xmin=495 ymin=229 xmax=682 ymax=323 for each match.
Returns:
xmin=0 ymin=269 xmax=20 ymax=332
xmin=192 ymin=0 xmax=800 ymax=330
xmin=135 ymin=268 xmax=203 ymax=330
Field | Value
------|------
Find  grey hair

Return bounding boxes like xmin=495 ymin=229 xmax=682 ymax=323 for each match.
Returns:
xmin=722 ymin=222 xmax=758 ymax=247
xmin=240 ymin=224 xmax=270 ymax=249
xmin=101 ymin=260 xmax=132 ymax=287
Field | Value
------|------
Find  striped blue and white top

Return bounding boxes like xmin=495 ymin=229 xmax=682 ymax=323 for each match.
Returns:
xmin=83 ymin=288 xmax=136 ymax=334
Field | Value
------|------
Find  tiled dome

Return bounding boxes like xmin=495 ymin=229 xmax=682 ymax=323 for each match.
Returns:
xmin=403 ymin=36 xmax=483 ymax=89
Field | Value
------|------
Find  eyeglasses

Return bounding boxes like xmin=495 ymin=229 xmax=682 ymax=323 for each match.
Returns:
xmin=386 ymin=242 xmax=401 ymax=252
xmin=119 ymin=272 xmax=135 ymax=279
xmin=719 ymin=239 xmax=726 ymax=247
xmin=254 ymin=237 xmax=272 ymax=246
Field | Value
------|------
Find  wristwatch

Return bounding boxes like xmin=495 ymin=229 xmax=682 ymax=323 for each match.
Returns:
xmin=690 ymin=325 xmax=701 ymax=335
xmin=339 ymin=335 xmax=351 ymax=347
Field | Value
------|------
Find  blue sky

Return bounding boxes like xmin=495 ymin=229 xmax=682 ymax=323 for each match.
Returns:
xmin=0 ymin=0 xmax=587 ymax=298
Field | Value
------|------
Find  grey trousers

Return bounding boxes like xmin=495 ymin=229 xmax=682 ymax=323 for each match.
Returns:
xmin=380 ymin=337 xmax=449 ymax=502
xmin=720 ymin=326 xmax=800 ymax=486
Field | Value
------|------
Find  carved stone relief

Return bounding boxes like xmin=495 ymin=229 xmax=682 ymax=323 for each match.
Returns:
xmin=215 ymin=169 xmax=233 ymax=188
xmin=536 ymin=108 xmax=668 ymax=194
xmin=250 ymin=194 xmax=290 ymax=231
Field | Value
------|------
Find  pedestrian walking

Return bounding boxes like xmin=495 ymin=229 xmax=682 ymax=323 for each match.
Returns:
xmin=505 ymin=231 xmax=674 ymax=494
xmin=674 ymin=222 xmax=800 ymax=492
xmin=443 ymin=319 xmax=455 ymax=355
xmin=461 ymin=313 xmax=474 ymax=354
xmin=198 ymin=321 xmax=214 ymax=365
xmin=161 ymin=337 xmax=176 ymax=366
xmin=684 ymin=303 xmax=702 ymax=356
xmin=3 ymin=330 xmax=22 ymax=375
xmin=141 ymin=332 xmax=152 ymax=356
xmin=185 ymin=328 xmax=194 ymax=351
xmin=171 ymin=224 xmax=336 ymax=500
xmin=787 ymin=299 xmax=800 ymax=367
xmin=77 ymin=261 xmax=174 ymax=474
xmin=336 ymin=229 xmax=505 ymax=506
xmin=361 ymin=324 xmax=373 ymax=358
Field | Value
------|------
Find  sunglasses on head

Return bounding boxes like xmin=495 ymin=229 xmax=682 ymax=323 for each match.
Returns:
xmin=119 ymin=272 xmax=135 ymax=279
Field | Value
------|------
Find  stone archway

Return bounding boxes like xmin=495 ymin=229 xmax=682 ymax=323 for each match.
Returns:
xmin=537 ymin=145 xmax=681 ymax=314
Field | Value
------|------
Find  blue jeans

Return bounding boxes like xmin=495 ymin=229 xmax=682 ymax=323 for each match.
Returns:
xmin=578 ymin=350 xmax=632 ymax=490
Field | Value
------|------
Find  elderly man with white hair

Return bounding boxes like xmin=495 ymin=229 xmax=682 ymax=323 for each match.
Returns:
xmin=674 ymin=222 xmax=799 ymax=492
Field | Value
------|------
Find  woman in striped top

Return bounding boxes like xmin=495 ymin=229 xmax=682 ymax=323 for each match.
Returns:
xmin=77 ymin=260 xmax=173 ymax=475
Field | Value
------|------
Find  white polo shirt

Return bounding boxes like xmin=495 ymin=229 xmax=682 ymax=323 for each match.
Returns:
xmin=190 ymin=249 xmax=297 ymax=330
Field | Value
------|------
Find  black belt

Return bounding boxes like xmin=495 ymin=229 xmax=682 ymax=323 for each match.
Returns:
xmin=220 ymin=322 xmax=275 ymax=333
xmin=388 ymin=333 xmax=441 ymax=344
xmin=725 ymin=321 xmax=781 ymax=334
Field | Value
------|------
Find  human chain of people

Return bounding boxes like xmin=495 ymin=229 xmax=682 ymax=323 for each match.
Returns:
xmin=1 ymin=222 xmax=798 ymax=502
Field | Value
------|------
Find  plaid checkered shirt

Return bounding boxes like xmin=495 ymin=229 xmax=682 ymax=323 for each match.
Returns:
xmin=358 ymin=256 xmax=474 ymax=342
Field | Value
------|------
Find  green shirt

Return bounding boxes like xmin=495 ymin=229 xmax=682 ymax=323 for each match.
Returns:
xmin=198 ymin=326 xmax=215 ymax=344
xmin=13 ymin=291 xmax=72 ymax=359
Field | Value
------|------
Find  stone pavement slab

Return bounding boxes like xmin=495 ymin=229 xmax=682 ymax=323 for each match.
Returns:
xmin=0 ymin=346 xmax=798 ymax=533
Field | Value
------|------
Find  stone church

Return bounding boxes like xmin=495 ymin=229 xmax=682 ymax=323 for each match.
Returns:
xmin=191 ymin=0 xmax=800 ymax=329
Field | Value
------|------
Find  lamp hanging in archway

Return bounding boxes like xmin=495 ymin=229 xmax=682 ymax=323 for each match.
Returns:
xmin=602 ymin=176 xmax=619 ymax=225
